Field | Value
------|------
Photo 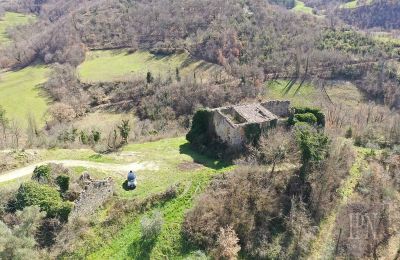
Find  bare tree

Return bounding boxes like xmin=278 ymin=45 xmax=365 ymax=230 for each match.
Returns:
xmin=10 ymin=119 xmax=22 ymax=149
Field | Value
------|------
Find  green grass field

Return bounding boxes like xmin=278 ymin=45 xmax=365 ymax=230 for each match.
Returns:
xmin=78 ymin=50 xmax=224 ymax=83
xmin=340 ymin=0 xmax=373 ymax=9
xmin=293 ymin=0 xmax=314 ymax=14
xmin=265 ymin=80 xmax=363 ymax=108
xmin=0 ymin=65 xmax=50 ymax=126
xmin=1 ymin=137 xmax=233 ymax=259
xmin=266 ymin=80 xmax=320 ymax=107
xmin=372 ymin=32 xmax=400 ymax=46
xmin=0 ymin=12 xmax=36 ymax=44
xmin=54 ymin=137 xmax=233 ymax=259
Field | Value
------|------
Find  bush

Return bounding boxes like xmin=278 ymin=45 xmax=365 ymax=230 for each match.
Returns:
xmin=186 ymin=110 xmax=212 ymax=147
xmin=92 ymin=130 xmax=101 ymax=143
xmin=140 ymin=210 xmax=164 ymax=240
xmin=80 ymin=130 xmax=89 ymax=145
xmin=56 ymin=175 xmax=70 ymax=193
xmin=290 ymin=107 xmax=325 ymax=126
xmin=294 ymin=113 xmax=317 ymax=125
xmin=345 ymin=127 xmax=353 ymax=139
xmin=244 ymin=123 xmax=262 ymax=146
xmin=295 ymin=124 xmax=330 ymax=181
xmin=32 ymin=165 xmax=52 ymax=183
xmin=183 ymin=167 xmax=294 ymax=258
xmin=15 ymin=181 xmax=71 ymax=221
xmin=0 ymin=206 xmax=45 ymax=260
xmin=57 ymin=202 xmax=73 ymax=222
xmin=213 ymin=226 xmax=241 ymax=260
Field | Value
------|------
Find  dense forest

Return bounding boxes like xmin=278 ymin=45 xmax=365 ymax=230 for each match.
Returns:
xmin=338 ymin=1 xmax=400 ymax=29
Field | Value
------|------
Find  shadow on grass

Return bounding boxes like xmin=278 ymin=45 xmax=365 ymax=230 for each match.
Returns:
xmin=122 ymin=180 xmax=136 ymax=191
xmin=179 ymin=143 xmax=232 ymax=170
xmin=127 ymin=237 xmax=157 ymax=259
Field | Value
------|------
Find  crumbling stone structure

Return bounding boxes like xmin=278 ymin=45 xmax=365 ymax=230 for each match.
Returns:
xmin=209 ymin=100 xmax=290 ymax=148
xmin=70 ymin=173 xmax=114 ymax=218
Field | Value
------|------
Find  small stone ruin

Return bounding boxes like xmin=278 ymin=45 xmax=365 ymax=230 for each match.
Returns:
xmin=208 ymin=100 xmax=290 ymax=148
xmin=70 ymin=173 xmax=114 ymax=218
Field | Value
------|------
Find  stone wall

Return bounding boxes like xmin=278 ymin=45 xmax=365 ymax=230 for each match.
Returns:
xmin=261 ymin=100 xmax=291 ymax=117
xmin=70 ymin=173 xmax=114 ymax=219
xmin=211 ymin=110 xmax=244 ymax=147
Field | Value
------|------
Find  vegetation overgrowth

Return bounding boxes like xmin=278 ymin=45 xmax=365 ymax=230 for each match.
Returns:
xmin=0 ymin=0 xmax=399 ymax=258
xmin=0 ymin=12 xmax=35 ymax=44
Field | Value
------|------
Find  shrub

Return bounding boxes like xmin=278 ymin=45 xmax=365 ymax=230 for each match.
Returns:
xmin=294 ymin=113 xmax=317 ymax=125
xmin=244 ymin=123 xmax=262 ymax=146
xmin=80 ymin=130 xmax=89 ymax=145
xmin=92 ymin=130 xmax=101 ymax=143
xmin=290 ymin=107 xmax=325 ymax=126
xmin=118 ymin=120 xmax=131 ymax=144
xmin=32 ymin=165 xmax=52 ymax=183
xmin=186 ymin=110 xmax=212 ymax=149
xmin=345 ymin=127 xmax=353 ymax=139
xmin=56 ymin=175 xmax=70 ymax=193
xmin=183 ymin=167 xmax=293 ymax=258
xmin=57 ymin=202 xmax=73 ymax=222
xmin=140 ymin=210 xmax=164 ymax=240
xmin=295 ymin=124 xmax=330 ymax=181
xmin=213 ymin=226 xmax=241 ymax=260
xmin=15 ymin=181 xmax=71 ymax=221
xmin=0 ymin=206 xmax=45 ymax=260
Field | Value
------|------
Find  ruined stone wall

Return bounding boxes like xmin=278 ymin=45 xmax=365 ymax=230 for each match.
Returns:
xmin=70 ymin=175 xmax=114 ymax=218
xmin=211 ymin=110 xmax=244 ymax=147
xmin=261 ymin=100 xmax=291 ymax=117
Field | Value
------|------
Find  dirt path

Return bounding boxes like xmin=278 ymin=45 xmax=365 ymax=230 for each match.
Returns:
xmin=308 ymin=150 xmax=366 ymax=258
xmin=0 ymin=160 xmax=158 ymax=183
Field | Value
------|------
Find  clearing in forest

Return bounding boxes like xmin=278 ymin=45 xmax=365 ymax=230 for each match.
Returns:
xmin=340 ymin=0 xmax=374 ymax=9
xmin=78 ymin=49 xmax=224 ymax=83
xmin=0 ymin=65 xmax=49 ymax=126
xmin=265 ymin=80 xmax=363 ymax=108
xmin=293 ymin=0 xmax=314 ymax=14
xmin=0 ymin=12 xmax=36 ymax=44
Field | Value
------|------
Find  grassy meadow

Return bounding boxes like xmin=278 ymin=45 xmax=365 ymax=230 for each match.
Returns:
xmin=340 ymin=0 xmax=373 ymax=9
xmin=0 ymin=12 xmax=36 ymax=44
xmin=78 ymin=49 xmax=224 ymax=83
xmin=293 ymin=0 xmax=314 ymax=14
xmin=265 ymin=80 xmax=363 ymax=108
xmin=84 ymin=137 xmax=233 ymax=259
xmin=0 ymin=65 xmax=50 ymax=126
xmin=21 ymin=137 xmax=232 ymax=259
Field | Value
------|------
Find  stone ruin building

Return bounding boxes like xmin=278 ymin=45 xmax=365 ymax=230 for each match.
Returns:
xmin=209 ymin=100 xmax=290 ymax=148
xmin=70 ymin=173 xmax=114 ymax=218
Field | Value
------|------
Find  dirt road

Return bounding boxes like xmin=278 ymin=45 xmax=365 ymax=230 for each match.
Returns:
xmin=0 ymin=160 xmax=158 ymax=183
